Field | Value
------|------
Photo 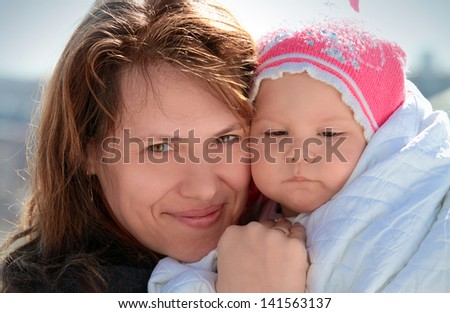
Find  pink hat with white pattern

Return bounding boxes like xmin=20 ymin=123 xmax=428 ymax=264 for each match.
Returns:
xmin=250 ymin=19 xmax=407 ymax=141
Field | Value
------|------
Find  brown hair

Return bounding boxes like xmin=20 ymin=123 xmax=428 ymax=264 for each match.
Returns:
xmin=1 ymin=0 xmax=256 ymax=292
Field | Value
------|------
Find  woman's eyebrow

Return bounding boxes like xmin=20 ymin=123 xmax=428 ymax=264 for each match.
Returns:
xmin=213 ymin=123 xmax=244 ymax=137
xmin=141 ymin=123 xmax=244 ymax=142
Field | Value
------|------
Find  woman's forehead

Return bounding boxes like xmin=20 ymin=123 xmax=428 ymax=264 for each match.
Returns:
xmin=114 ymin=64 xmax=241 ymax=137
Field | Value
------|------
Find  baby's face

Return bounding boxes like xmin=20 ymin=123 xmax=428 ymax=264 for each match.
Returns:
xmin=250 ymin=72 xmax=367 ymax=216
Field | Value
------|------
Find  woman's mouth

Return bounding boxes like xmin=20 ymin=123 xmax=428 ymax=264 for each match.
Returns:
xmin=171 ymin=205 xmax=223 ymax=229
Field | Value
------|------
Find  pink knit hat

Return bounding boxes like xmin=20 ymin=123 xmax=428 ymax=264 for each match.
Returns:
xmin=250 ymin=19 xmax=407 ymax=141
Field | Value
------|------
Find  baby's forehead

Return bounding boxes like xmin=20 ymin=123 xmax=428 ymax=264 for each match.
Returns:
xmin=252 ymin=108 xmax=358 ymax=126
xmin=254 ymin=92 xmax=354 ymax=118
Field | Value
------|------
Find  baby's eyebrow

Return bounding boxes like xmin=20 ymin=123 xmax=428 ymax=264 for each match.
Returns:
xmin=317 ymin=116 xmax=356 ymax=124
xmin=321 ymin=115 xmax=351 ymax=122
xmin=251 ymin=117 xmax=276 ymax=123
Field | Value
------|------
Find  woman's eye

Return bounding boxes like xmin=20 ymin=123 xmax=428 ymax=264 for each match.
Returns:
xmin=217 ymin=134 xmax=240 ymax=144
xmin=263 ymin=130 xmax=288 ymax=137
xmin=148 ymin=142 xmax=169 ymax=153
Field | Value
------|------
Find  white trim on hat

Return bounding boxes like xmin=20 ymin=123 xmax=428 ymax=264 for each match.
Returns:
xmin=254 ymin=53 xmax=379 ymax=128
xmin=250 ymin=54 xmax=378 ymax=141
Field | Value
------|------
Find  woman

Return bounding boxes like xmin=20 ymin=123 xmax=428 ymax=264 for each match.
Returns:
xmin=1 ymin=0 xmax=306 ymax=292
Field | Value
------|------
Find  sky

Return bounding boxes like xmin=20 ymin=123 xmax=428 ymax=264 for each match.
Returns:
xmin=0 ymin=0 xmax=449 ymax=80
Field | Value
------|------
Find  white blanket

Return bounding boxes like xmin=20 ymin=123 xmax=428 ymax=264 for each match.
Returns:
xmin=296 ymin=81 xmax=450 ymax=292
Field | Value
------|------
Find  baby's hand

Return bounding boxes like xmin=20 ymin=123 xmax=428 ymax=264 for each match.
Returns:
xmin=262 ymin=217 xmax=307 ymax=241
xmin=216 ymin=220 xmax=308 ymax=292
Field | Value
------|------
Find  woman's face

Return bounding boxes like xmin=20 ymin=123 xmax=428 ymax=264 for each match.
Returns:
xmin=92 ymin=65 xmax=250 ymax=262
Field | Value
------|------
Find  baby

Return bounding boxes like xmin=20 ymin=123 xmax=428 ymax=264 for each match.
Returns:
xmin=250 ymin=19 xmax=406 ymax=219
xmin=250 ymin=19 xmax=450 ymax=292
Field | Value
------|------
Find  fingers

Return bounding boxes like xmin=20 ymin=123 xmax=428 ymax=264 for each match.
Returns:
xmin=274 ymin=217 xmax=292 ymax=228
xmin=267 ymin=217 xmax=306 ymax=241
xmin=216 ymin=220 xmax=309 ymax=292
xmin=260 ymin=219 xmax=275 ymax=228
xmin=258 ymin=217 xmax=307 ymax=242
xmin=288 ymin=222 xmax=306 ymax=242
xmin=270 ymin=217 xmax=292 ymax=235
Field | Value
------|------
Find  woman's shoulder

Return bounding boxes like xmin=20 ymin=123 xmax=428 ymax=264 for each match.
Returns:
xmin=1 ymin=239 xmax=158 ymax=292
xmin=100 ymin=243 xmax=157 ymax=292
xmin=103 ymin=257 xmax=156 ymax=292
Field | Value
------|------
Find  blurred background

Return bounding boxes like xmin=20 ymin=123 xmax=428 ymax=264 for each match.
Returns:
xmin=1 ymin=0 xmax=449 ymax=241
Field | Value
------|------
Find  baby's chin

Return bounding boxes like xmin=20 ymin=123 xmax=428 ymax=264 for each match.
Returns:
xmin=280 ymin=201 xmax=324 ymax=217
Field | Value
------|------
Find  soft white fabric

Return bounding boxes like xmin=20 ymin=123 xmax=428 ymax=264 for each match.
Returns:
xmin=148 ymin=249 xmax=217 ymax=292
xmin=296 ymin=81 xmax=450 ymax=292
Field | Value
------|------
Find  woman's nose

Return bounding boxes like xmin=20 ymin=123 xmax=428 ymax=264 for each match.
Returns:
xmin=178 ymin=161 xmax=219 ymax=201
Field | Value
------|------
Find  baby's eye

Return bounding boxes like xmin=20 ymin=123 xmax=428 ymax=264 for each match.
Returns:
xmin=216 ymin=134 xmax=240 ymax=144
xmin=320 ymin=130 xmax=342 ymax=137
xmin=148 ymin=142 xmax=170 ymax=153
xmin=264 ymin=130 xmax=288 ymax=137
